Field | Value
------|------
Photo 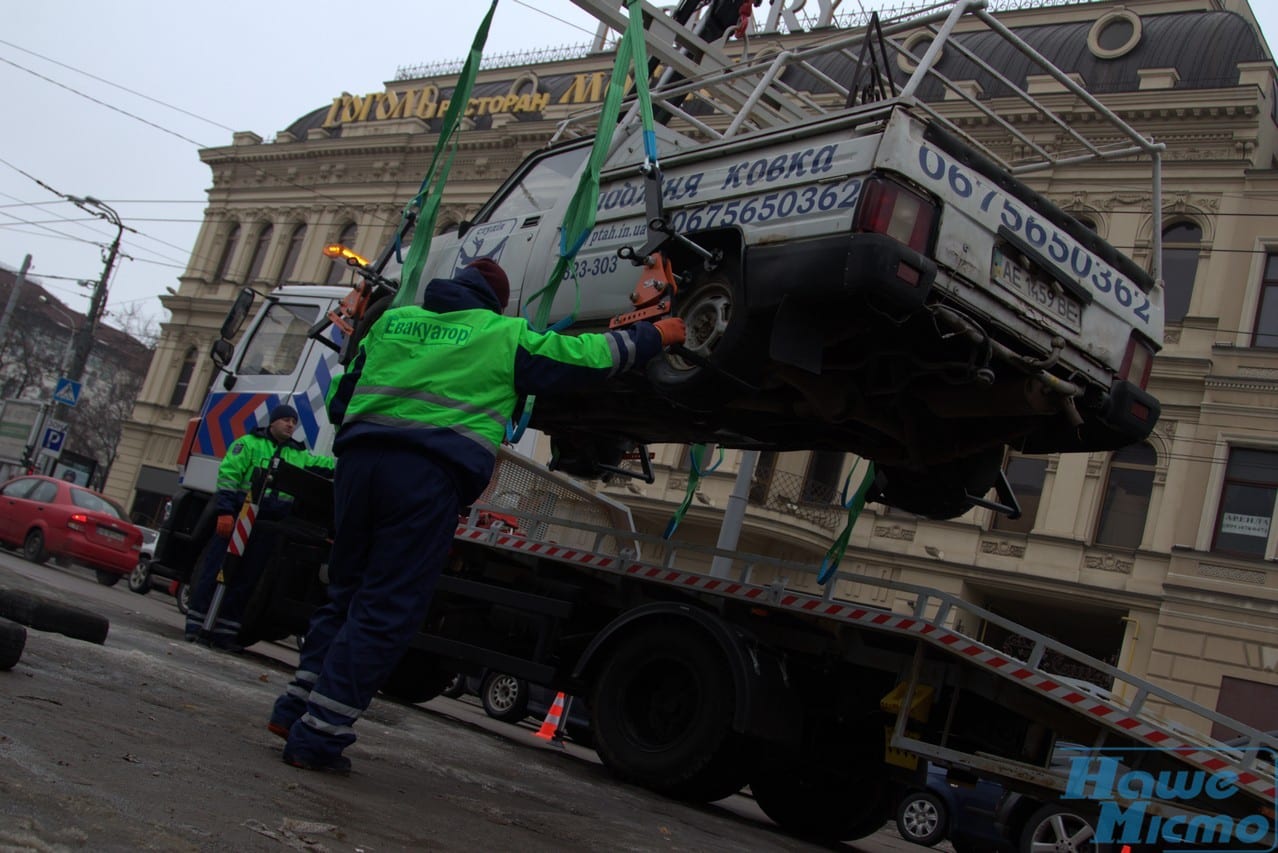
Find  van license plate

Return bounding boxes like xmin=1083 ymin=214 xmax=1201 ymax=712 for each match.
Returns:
xmin=991 ymin=249 xmax=1082 ymax=333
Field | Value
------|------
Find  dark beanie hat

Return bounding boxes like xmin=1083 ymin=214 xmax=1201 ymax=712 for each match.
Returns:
xmin=269 ymin=403 xmax=299 ymax=423
xmin=467 ymin=258 xmax=510 ymax=309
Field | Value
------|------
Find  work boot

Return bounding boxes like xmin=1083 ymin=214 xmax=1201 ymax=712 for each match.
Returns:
xmin=267 ymin=716 xmax=294 ymax=741
xmin=282 ymin=746 xmax=351 ymax=776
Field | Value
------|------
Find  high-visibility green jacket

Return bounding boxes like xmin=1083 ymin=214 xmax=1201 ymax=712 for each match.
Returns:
xmin=214 ymin=428 xmax=335 ymax=515
xmin=328 ymin=268 xmax=661 ymax=502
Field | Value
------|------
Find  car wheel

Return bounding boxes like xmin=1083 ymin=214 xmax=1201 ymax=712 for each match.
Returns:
xmin=895 ymin=790 xmax=948 ymax=846
xmin=176 ymin=582 xmax=191 ymax=615
xmin=127 ymin=559 xmax=153 ymax=595
xmin=22 ymin=529 xmax=48 ymax=564
xmin=0 ymin=617 xmax=27 ymax=670
xmin=440 ymin=673 xmax=467 ymax=699
xmin=647 ymin=268 xmax=762 ymax=408
xmin=94 ymin=570 xmax=121 ymax=587
xmin=480 ymin=672 xmax=530 ymax=723
xmin=1019 ymin=802 xmax=1101 ymax=853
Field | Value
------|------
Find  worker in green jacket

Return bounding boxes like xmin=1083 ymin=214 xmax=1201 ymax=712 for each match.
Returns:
xmin=269 ymin=258 xmax=684 ymax=774
xmin=185 ymin=404 xmax=334 ymax=650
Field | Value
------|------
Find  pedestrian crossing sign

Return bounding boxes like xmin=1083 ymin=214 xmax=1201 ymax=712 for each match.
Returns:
xmin=53 ymin=377 xmax=82 ymax=407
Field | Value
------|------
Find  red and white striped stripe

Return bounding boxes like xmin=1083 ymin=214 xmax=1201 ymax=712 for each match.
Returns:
xmin=228 ymin=503 xmax=258 ymax=557
xmin=454 ymin=521 xmax=1277 ymax=802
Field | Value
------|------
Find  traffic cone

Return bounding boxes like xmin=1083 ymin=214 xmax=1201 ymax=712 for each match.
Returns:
xmin=535 ymin=692 xmax=568 ymax=741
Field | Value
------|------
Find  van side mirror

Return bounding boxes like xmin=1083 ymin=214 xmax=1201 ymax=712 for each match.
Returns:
xmin=210 ymin=339 xmax=234 ymax=369
xmin=220 ymin=288 xmax=256 ymax=340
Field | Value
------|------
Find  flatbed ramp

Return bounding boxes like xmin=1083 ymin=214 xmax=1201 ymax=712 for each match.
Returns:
xmin=460 ymin=449 xmax=1275 ymax=840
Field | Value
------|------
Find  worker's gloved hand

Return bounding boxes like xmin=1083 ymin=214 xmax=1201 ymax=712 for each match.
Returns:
xmin=215 ymin=514 xmax=235 ymax=538
xmin=653 ymin=317 xmax=686 ymax=348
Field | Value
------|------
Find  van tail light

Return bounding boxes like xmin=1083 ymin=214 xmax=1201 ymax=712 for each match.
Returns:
xmin=1120 ymin=335 xmax=1155 ymax=390
xmin=854 ymin=176 xmax=937 ymax=255
xmin=67 ymin=513 xmax=89 ymax=532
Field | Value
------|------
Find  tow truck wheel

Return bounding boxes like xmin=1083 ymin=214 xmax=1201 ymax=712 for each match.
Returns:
xmin=750 ymin=752 xmax=894 ymax=841
xmin=647 ymin=269 xmax=760 ymax=409
xmin=592 ymin=624 xmax=748 ymax=802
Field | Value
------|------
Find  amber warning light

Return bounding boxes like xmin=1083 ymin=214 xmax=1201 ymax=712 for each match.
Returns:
xmin=323 ymin=243 xmax=370 ymax=267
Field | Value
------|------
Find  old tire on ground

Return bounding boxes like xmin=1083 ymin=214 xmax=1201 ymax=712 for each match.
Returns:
xmin=896 ymin=790 xmax=948 ymax=846
xmin=0 ymin=587 xmax=109 ymax=645
xmin=23 ymin=529 xmax=49 ymax=564
xmin=1018 ymin=802 xmax=1102 ymax=853
xmin=480 ymin=672 xmax=529 ymax=723
xmin=127 ymin=559 xmax=152 ymax=594
xmin=379 ymin=649 xmax=450 ymax=704
xmin=95 ymin=570 xmax=121 ymax=587
xmin=591 ymin=624 xmax=747 ymax=802
xmin=0 ymin=617 xmax=26 ymax=670
xmin=750 ymin=754 xmax=894 ymax=841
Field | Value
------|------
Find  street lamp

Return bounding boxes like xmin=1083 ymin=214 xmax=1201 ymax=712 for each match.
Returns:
xmin=64 ymin=195 xmax=122 ymax=386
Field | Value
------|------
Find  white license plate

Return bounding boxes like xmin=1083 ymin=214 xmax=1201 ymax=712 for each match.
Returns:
xmin=98 ymin=527 xmax=125 ymax=542
xmin=991 ymin=248 xmax=1082 ymax=333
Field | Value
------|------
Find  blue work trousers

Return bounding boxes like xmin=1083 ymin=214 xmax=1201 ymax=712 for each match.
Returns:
xmin=272 ymin=444 xmax=460 ymax=760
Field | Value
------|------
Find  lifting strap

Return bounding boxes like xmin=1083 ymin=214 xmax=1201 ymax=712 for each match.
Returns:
xmin=394 ymin=0 xmax=498 ymax=309
xmin=509 ymin=0 xmax=659 ymax=443
xmin=817 ymin=461 xmax=877 ymax=585
xmin=663 ymin=443 xmax=723 ymax=539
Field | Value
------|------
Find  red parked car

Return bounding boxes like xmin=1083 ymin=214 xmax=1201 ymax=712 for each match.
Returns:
xmin=0 ymin=475 xmax=143 ymax=586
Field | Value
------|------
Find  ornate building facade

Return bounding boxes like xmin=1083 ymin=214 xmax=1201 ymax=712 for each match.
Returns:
xmin=105 ymin=0 xmax=1278 ymax=735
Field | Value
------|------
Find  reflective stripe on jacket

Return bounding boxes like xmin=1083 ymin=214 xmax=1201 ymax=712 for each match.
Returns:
xmin=329 ymin=269 xmax=662 ymax=503
xmin=214 ymin=428 xmax=336 ymax=515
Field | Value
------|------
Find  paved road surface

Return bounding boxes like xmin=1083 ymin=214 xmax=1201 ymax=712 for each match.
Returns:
xmin=0 ymin=548 xmax=948 ymax=852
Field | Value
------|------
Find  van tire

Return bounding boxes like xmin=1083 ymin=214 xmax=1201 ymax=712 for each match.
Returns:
xmin=0 ymin=588 xmax=110 ymax=645
xmin=0 ymin=617 xmax=26 ymax=670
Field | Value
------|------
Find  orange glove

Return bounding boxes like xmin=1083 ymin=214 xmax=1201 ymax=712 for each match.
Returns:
xmin=653 ymin=317 xmax=686 ymax=348
xmin=216 ymin=514 xmax=235 ymax=538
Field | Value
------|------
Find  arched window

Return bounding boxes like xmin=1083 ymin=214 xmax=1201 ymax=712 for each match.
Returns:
xmin=1095 ymin=443 xmax=1156 ymax=549
xmin=1161 ymin=221 xmax=1201 ymax=324
xmin=213 ymin=223 xmax=240 ymax=283
xmin=324 ymin=222 xmax=359 ymax=285
xmin=244 ymin=224 xmax=273 ymax=282
xmin=802 ymin=451 xmax=845 ymax=503
xmin=168 ymin=346 xmax=199 ymax=407
xmin=991 ymin=452 xmax=1049 ymax=534
xmin=277 ymin=223 xmax=307 ymax=284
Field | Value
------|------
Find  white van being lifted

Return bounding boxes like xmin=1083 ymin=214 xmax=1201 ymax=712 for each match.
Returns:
xmin=404 ymin=0 xmax=1165 ymax=519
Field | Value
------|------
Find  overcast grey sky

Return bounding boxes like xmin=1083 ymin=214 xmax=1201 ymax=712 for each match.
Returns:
xmin=2 ymin=1 xmax=1276 ymax=331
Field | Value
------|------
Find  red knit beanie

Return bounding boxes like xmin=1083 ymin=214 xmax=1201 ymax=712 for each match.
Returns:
xmin=467 ymin=258 xmax=510 ymax=309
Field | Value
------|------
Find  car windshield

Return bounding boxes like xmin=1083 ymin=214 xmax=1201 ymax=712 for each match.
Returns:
xmin=70 ymin=488 xmax=124 ymax=519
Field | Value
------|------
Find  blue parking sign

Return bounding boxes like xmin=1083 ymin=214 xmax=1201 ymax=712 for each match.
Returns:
xmin=39 ymin=426 xmax=66 ymax=457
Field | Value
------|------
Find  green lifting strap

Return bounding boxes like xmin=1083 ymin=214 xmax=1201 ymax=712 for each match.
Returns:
xmin=394 ymin=0 xmax=498 ymax=309
xmin=663 ymin=444 xmax=724 ymax=540
xmin=509 ymin=0 xmax=660 ymax=442
xmin=817 ymin=461 xmax=877 ymax=585
xmin=525 ymin=0 xmax=660 ymax=332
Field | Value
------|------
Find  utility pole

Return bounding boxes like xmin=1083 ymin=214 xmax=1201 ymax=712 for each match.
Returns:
xmin=64 ymin=196 xmax=123 ymax=388
xmin=0 ymin=254 xmax=32 ymax=352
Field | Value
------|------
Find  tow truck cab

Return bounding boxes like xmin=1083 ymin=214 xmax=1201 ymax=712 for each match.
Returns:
xmin=150 ymin=285 xmax=345 ymax=588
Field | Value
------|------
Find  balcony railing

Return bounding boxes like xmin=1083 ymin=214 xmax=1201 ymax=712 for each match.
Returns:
xmin=748 ymin=470 xmax=843 ymax=531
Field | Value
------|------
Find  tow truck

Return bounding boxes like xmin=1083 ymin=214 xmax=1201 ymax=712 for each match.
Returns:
xmin=151 ymin=0 xmax=1272 ymax=847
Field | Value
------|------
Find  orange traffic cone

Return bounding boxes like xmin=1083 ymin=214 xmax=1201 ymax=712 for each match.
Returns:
xmin=535 ymin=692 xmax=568 ymax=741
